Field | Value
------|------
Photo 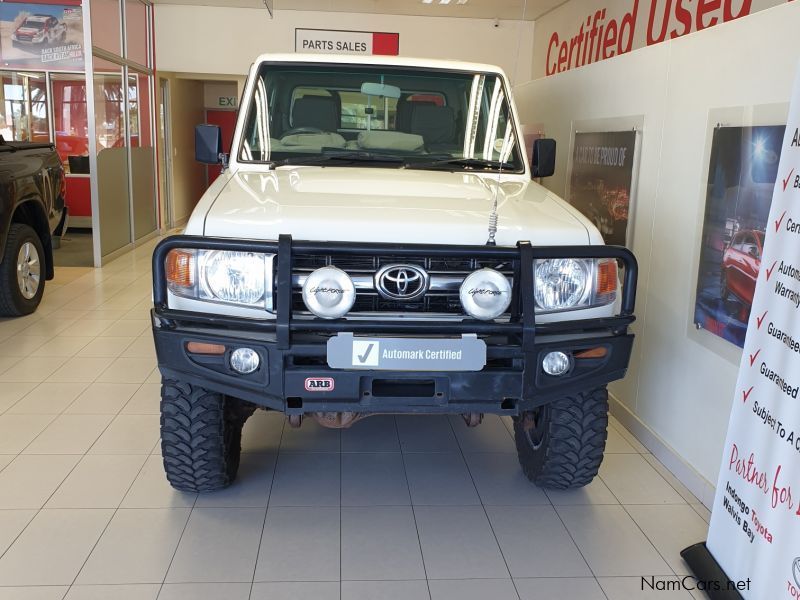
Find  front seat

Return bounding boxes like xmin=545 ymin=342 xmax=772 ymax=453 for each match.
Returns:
xmin=291 ymin=96 xmax=340 ymax=132
xmin=409 ymin=104 xmax=457 ymax=152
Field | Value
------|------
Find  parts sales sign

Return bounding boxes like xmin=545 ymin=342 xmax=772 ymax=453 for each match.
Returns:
xmin=706 ymin=62 xmax=800 ymax=599
xmin=295 ymin=29 xmax=399 ymax=56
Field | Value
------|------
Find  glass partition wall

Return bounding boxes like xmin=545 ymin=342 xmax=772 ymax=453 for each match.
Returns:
xmin=0 ymin=0 xmax=155 ymax=266
xmin=86 ymin=0 xmax=157 ymax=265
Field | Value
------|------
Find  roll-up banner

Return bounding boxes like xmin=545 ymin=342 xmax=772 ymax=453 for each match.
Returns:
xmin=683 ymin=62 xmax=800 ymax=600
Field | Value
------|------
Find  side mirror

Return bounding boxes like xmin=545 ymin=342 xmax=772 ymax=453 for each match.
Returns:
xmin=531 ymin=138 xmax=556 ymax=178
xmin=195 ymin=124 xmax=222 ymax=164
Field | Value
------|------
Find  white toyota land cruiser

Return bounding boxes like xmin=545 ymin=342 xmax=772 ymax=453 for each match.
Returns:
xmin=151 ymin=54 xmax=638 ymax=493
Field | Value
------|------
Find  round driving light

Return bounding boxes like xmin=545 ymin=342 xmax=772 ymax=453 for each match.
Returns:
xmin=542 ymin=351 xmax=571 ymax=376
xmin=302 ymin=266 xmax=356 ymax=319
xmin=230 ymin=347 xmax=260 ymax=374
xmin=459 ymin=268 xmax=512 ymax=320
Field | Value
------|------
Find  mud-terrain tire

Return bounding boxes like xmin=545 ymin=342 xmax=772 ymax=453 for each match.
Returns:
xmin=160 ymin=378 xmax=255 ymax=492
xmin=0 ymin=224 xmax=46 ymax=317
xmin=513 ymin=386 xmax=608 ymax=489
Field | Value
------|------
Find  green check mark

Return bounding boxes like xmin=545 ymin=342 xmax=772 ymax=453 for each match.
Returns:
xmin=358 ymin=344 xmax=375 ymax=363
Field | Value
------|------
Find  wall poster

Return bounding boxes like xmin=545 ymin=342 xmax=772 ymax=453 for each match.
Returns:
xmin=694 ymin=125 xmax=786 ymax=348
xmin=569 ymin=130 xmax=637 ymax=247
xmin=0 ymin=2 xmax=84 ymax=70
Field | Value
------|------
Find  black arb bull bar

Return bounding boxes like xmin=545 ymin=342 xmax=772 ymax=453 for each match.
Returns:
xmin=151 ymin=235 xmax=638 ymax=416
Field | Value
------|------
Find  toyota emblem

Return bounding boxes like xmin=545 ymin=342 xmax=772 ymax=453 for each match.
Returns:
xmin=375 ymin=264 xmax=429 ymax=300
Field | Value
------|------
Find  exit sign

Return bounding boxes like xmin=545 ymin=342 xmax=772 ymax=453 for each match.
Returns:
xmin=217 ymin=96 xmax=237 ymax=108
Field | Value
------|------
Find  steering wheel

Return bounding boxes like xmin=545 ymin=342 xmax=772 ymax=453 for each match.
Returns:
xmin=282 ymin=127 xmax=325 ymax=137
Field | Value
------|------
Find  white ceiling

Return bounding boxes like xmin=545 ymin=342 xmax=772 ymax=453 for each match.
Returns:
xmin=149 ymin=0 xmax=564 ymax=21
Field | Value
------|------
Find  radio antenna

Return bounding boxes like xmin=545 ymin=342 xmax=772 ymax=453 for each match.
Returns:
xmin=486 ymin=196 xmax=498 ymax=246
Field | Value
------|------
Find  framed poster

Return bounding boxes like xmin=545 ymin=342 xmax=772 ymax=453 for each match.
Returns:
xmin=693 ymin=125 xmax=785 ymax=348
xmin=568 ymin=130 xmax=637 ymax=246
xmin=0 ymin=3 xmax=84 ymax=70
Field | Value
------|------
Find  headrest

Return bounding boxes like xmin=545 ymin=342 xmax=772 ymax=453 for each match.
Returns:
xmin=410 ymin=104 xmax=456 ymax=145
xmin=292 ymin=96 xmax=339 ymax=132
xmin=396 ymin=100 xmax=435 ymax=133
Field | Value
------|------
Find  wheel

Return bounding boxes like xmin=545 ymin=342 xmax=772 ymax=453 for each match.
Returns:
xmin=0 ymin=224 xmax=46 ymax=317
xmin=160 ymin=378 xmax=255 ymax=492
xmin=514 ymin=386 xmax=609 ymax=489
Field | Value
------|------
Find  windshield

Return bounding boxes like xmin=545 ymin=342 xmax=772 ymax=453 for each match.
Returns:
xmin=22 ymin=20 xmax=46 ymax=29
xmin=238 ymin=63 xmax=524 ymax=172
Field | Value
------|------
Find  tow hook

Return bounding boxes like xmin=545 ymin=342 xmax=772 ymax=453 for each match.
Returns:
xmin=461 ymin=413 xmax=483 ymax=427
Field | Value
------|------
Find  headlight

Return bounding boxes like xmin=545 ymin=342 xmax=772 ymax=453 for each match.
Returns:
xmin=534 ymin=258 xmax=617 ymax=312
xmin=201 ymin=251 xmax=266 ymax=305
xmin=166 ymin=248 xmax=274 ymax=310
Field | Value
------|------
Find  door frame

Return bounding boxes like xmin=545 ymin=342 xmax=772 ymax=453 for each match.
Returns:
xmin=159 ymin=77 xmax=175 ymax=230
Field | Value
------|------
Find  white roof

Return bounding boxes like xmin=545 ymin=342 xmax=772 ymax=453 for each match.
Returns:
xmin=252 ymin=53 xmax=507 ymax=77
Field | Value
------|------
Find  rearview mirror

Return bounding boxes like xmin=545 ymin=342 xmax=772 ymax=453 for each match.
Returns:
xmin=195 ymin=124 xmax=222 ymax=164
xmin=531 ymin=138 xmax=556 ymax=178
xmin=360 ymin=82 xmax=401 ymax=99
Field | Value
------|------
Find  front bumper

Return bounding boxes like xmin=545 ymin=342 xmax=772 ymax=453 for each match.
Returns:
xmin=151 ymin=235 xmax=638 ymax=416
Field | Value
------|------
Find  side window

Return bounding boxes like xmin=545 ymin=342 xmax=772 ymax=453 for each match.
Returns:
xmin=742 ymin=234 xmax=759 ymax=258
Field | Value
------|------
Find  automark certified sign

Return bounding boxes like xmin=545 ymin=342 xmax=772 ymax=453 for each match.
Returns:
xmin=328 ymin=333 xmax=486 ymax=371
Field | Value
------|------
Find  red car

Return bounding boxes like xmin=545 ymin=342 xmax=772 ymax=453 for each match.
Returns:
xmin=721 ymin=230 xmax=764 ymax=306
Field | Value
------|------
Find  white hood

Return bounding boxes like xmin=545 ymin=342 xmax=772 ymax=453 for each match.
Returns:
xmin=191 ymin=167 xmax=594 ymax=247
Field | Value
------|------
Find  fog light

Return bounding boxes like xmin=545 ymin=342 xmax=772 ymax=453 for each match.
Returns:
xmin=302 ymin=266 xmax=356 ymax=319
xmin=542 ymin=351 xmax=571 ymax=376
xmin=230 ymin=347 xmax=260 ymax=374
xmin=459 ymin=268 xmax=512 ymax=320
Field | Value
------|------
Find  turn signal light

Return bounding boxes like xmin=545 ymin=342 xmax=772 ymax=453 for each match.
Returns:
xmin=574 ymin=347 xmax=608 ymax=359
xmin=166 ymin=249 xmax=195 ymax=289
xmin=596 ymin=259 xmax=617 ymax=297
xmin=186 ymin=342 xmax=226 ymax=355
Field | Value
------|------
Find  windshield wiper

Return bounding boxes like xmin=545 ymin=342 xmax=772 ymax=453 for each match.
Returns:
xmin=405 ymin=157 xmax=517 ymax=172
xmin=272 ymin=151 xmax=405 ymax=168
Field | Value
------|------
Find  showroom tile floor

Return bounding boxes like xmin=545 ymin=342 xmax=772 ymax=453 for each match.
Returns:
xmin=0 ymin=239 xmax=713 ymax=600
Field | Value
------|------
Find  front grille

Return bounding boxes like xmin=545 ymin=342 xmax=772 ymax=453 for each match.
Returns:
xmin=290 ymin=253 xmax=515 ymax=315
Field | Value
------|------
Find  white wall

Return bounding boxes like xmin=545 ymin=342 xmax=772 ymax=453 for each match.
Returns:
xmin=153 ymin=5 xmax=534 ymax=84
xmin=515 ymin=2 xmax=800 ymax=496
